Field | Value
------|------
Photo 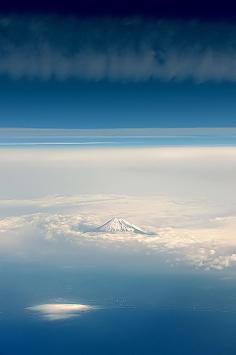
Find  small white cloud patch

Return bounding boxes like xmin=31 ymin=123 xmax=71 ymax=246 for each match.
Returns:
xmin=27 ymin=303 xmax=95 ymax=321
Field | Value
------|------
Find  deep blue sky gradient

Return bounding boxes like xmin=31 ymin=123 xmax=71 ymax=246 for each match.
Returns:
xmin=0 ymin=78 xmax=236 ymax=128
xmin=1 ymin=0 xmax=236 ymax=21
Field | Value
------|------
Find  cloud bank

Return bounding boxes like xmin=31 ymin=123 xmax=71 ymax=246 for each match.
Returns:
xmin=0 ymin=147 xmax=235 ymax=270
xmin=0 ymin=16 xmax=236 ymax=82
xmin=1 ymin=195 xmax=236 ymax=270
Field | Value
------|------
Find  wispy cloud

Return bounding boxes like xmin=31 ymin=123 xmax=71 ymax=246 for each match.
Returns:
xmin=0 ymin=16 xmax=236 ymax=82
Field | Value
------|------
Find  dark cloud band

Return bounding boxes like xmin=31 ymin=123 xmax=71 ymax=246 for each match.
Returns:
xmin=0 ymin=16 xmax=235 ymax=82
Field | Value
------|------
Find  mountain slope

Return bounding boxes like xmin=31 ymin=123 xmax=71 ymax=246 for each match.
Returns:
xmin=96 ymin=217 xmax=148 ymax=234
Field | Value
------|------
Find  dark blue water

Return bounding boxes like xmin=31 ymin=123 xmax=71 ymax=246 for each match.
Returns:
xmin=1 ymin=263 xmax=236 ymax=355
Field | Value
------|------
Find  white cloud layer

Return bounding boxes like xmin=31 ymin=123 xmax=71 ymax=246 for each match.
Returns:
xmin=1 ymin=194 xmax=236 ymax=270
xmin=0 ymin=147 xmax=235 ymax=270
xmin=0 ymin=147 xmax=235 ymax=203
xmin=0 ymin=16 xmax=236 ymax=82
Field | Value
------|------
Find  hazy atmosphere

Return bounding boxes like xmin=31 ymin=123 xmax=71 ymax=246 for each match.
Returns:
xmin=1 ymin=1 xmax=236 ymax=354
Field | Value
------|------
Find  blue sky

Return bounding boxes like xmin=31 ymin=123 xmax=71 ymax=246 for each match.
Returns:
xmin=0 ymin=16 xmax=236 ymax=129
xmin=0 ymin=78 xmax=236 ymax=128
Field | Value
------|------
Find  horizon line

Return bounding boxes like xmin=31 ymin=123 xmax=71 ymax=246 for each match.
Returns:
xmin=0 ymin=127 xmax=236 ymax=137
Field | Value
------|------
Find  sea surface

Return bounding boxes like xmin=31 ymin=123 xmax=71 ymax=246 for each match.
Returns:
xmin=1 ymin=262 xmax=236 ymax=355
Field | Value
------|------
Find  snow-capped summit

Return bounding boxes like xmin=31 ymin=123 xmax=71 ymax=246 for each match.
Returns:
xmin=96 ymin=217 xmax=147 ymax=234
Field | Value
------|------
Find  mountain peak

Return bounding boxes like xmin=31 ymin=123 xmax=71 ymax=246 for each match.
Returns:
xmin=96 ymin=217 xmax=147 ymax=234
